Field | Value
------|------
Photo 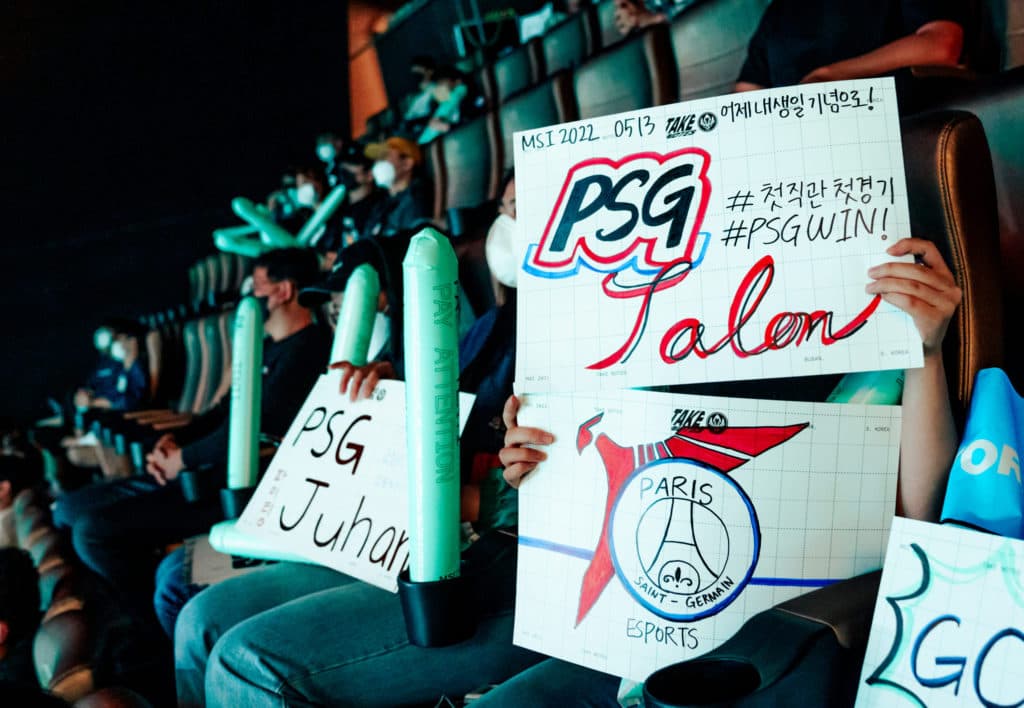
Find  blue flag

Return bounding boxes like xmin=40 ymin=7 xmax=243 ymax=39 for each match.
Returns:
xmin=941 ymin=368 xmax=1024 ymax=538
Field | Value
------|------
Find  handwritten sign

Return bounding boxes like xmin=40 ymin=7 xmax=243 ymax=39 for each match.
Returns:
xmin=237 ymin=377 xmax=473 ymax=592
xmin=513 ymin=388 xmax=900 ymax=681
xmin=857 ymin=517 xmax=1024 ymax=708
xmin=513 ymin=78 xmax=923 ymax=392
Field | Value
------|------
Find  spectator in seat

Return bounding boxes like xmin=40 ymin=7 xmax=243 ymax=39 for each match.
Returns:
xmin=314 ymin=143 xmax=389 ymax=270
xmin=470 ymin=237 xmax=965 ymax=706
xmin=613 ymin=0 xmax=667 ymax=37
xmin=0 ymin=548 xmax=41 ymax=689
xmin=735 ymin=0 xmax=964 ymax=91
xmin=363 ymin=137 xmax=429 ymax=239
xmin=418 ymin=65 xmax=475 ymax=143
xmin=402 ymin=55 xmax=439 ymax=134
xmin=51 ymin=248 xmax=330 ymax=621
xmin=73 ymin=319 xmax=149 ymax=414
xmin=174 ymin=209 xmax=544 ymax=708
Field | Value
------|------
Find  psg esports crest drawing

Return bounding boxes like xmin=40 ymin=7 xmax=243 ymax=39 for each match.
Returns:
xmin=572 ymin=409 xmax=807 ymax=624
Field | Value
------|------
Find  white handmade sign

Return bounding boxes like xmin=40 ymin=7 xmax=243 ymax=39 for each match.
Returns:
xmin=857 ymin=517 xmax=1024 ymax=707
xmin=513 ymin=77 xmax=923 ymax=392
xmin=237 ymin=377 xmax=473 ymax=592
xmin=513 ymin=388 xmax=900 ymax=681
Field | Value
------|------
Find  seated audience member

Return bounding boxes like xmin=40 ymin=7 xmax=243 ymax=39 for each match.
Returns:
xmin=735 ymin=0 xmax=964 ymax=91
xmin=73 ymin=319 xmax=149 ymax=414
xmin=417 ymin=65 xmax=475 ymax=143
xmin=51 ymin=248 xmax=329 ymax=618
xmin=174 ymin=197 xmax=542 ymax=708
xmin=613 ymin=0 xmax=667 ymax=37
xmin=473 ymin=237 xmax=964 ymax=706
xmin=0 ymin=548 xmax=41 ymax=688
xmin=313 ymin=143 xmax=389 ymax=270
xmin=314 ymin=132 xmax=346 ymax=187
xmin=401 ymin=55 xmax=439 ymax=134
xmin=0 ymin=453 xmax=34 ymax=549
xmin=363 ymin=137 xmax=430 ymax=239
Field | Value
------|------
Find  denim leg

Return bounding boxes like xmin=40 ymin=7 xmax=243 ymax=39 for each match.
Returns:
xmin=204 ymin=537 xmax=544 ymax=707
xmin=52 ymin=475 xmax=163 ymax=530
xmin=154 ymin=546 xmax=208 ymax=639
xmin=472 ymin=658 xmax=621 ymax=708
xmin=175 ymin=562 xmax=351 ymax=708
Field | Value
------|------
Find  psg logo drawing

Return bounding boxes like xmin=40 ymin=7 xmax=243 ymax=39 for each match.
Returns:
xmin=572 ymin=411 xmax=808 ymax=624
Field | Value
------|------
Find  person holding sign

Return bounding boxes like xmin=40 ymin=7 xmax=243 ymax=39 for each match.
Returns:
xmin=734 ymin=0 xmax=964 ymax=91
xmin=479 ymin=236 xmax=962 ymax=707
xmin=52 ymin=248 xmax=329 ymax=625
xmin=175 ymin=189 xmax=545 ymax=708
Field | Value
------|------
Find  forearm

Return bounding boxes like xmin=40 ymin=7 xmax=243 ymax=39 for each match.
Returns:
xmin=898 ymin=353 xmax=958 ymax=521
xmin=814 ymin=22 xmax=963 ymax=81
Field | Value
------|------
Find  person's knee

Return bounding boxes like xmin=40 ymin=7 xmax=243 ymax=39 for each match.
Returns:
xmin=175 ymin=588 xmax=222 ymax=669
xmin=205 ymin=622 xmax=272 ymax=700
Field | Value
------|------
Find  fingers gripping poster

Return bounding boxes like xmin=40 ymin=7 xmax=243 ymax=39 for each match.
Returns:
xmin=237 ymin=377 xmax=473 ymax=592
xmin=514 ymin=389 xmax=900 ymax=681
xmin=513 ymin=78 xmax=923 ymax=392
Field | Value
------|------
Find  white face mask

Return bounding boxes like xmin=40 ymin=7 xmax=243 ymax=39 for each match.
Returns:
xmin=295 ymin=183 xmax=318 ymax=207
xmin=94 ymin=328 xmax=113 ymax=353
xmin=110 ymin=341 xmax=127 ymax=362
xmin=485 ymin=214 xmax=520 ymax=288
xmin=316 ymin=143 xmax=337 ymax=163
xmin=372 ymin=160 xmax=396 ymax=189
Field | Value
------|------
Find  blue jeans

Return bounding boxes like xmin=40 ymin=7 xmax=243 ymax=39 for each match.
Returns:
xmin=473 ymin=658 xmax=621 ymax=707
xmin=154 ymin=546 xmax=207 ymax=639
xmin=175 ymin=561 xmax=350 ymax=708
xmin=191 ymin=532 xmax=543 ymax=707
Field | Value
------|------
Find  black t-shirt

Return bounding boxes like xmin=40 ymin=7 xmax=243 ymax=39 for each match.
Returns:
xmin=737 ymin=0 xmax=963 ymax=89
xmin=181 ymin=323 xmax=332 ymax=471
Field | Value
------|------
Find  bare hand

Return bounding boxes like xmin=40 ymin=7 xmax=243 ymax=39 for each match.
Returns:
xmin=73 ymin=390 xmax=92 ymax=408
xmin=153 ymin=433 xmax=180 ymax=456
xmin=866 ymin=237 xmax=961 ymax=356
xmin=498 ymin=395 xmax=554 ymax=489
xmin=799 ymin=65 xmax=835 ymax=84
xmin=146 ymin=446 xmax=184 ymax=486
xmin=329 ymin=360 xmax=397 ymax=401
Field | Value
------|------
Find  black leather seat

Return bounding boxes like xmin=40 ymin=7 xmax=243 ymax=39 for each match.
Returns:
xmin=542 ymin=8 xmax=598 ymax=75
xmin=497 ymin=73 xmax=577 ymax=171
xmin=492 ymin=41 xmax=544 ymax=105
xmin=669 ymin=0 xmax=770 ymax=100
xmin=573 ymin=23 xmax=678 ymax=119
xmin=439 ymin=113 xmax=501 ymax=236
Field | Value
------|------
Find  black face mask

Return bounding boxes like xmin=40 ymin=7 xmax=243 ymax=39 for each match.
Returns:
xmin=337 ymin=168 xmax=358 ymax=191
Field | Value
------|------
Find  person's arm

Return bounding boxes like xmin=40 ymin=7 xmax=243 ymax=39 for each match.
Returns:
xmin=866 ymin=237 xmax=962 ymax=521
xmin=799 ymin=20 xmax=963 ymax=84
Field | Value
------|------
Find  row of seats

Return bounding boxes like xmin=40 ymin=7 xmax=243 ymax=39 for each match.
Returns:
xmin=12 ymin=487 xmax=152 ymax=706
xmin=187 ymin=252 xmax=251 ymax=311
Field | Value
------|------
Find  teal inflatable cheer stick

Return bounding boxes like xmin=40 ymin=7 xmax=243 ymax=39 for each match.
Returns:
xmin=231 ymin=197 xmax=300 ymax=248
xmin=227 ymin=296 xmax=264 ymax=489
xmin=297 ymin=185 xmax=347 ymax=246
xmin=331 ymin=263 xmax=380 ymax=366
xmin=403 ymin=228 xmax=461 ymax=582
xmin=208 ymin=519 xmax=308 ymax=563
xmin=418 ymin=84 xmax=469 ymax=144
xmin=827 ymin=369 xmax=905 ymax=404
xmin=214 ymin=224 xmax=268 ymax=258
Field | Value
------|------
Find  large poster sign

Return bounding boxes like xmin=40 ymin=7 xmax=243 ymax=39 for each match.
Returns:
xmin=513 ymin=388 xmax=900 ymax=681
xmin=513 ymin=78 xmax=923 ymax=392
xmin=857 ymin=518 xmax=1024 ymax=707
xmin=237 ymin=377 xmax=473 ymax=591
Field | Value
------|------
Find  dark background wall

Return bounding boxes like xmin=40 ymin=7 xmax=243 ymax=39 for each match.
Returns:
xmin=0 ymin=0 xmax=350 ymax=422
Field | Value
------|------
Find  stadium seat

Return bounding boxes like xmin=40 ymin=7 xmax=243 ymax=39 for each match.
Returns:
xmin=492 ymin=40 xmax=544 ymax=105
xmin=593 ymin=0 xmax=622 ymax=51
xmin=34 ymin=610 xmax=96 ymax=701
xmin=497 ymin=72 xmax=577 ymax=171
xmin=669 ymin=0 xmax=771 ymax=100
xmin=541 ymin=7 xmax=598 ymax=75
xmin=439 ymin=113 xmax=501 ymax=235
xmin=573 ymin=23 xmax=678 ymax=119
xmin=642 ymin=109 xmax=1006 ymax=705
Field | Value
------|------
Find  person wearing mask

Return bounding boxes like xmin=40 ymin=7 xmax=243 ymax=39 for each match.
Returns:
xmin=362 ymin=136 xmax=429 ymax=239
xmin=613 ymin=0 xmax=667 ymax=37
xmin=418 ymin=65 xmax=474 ymax=143
xmin=402 ymin=55 xmax=439 ymax=135
xmin=72 ymin=320 xmax=149 ymax=413
xmin=51 ymin=248 xmax=330 ymax=620
xmin=174 ymin=206 xmax=543 ymax=707
xmin=734 ymin=0 xmax=963 ymax=91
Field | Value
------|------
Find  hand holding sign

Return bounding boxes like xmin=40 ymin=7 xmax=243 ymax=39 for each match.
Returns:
xmin=498 ymin=394 xmax=553 ymax=489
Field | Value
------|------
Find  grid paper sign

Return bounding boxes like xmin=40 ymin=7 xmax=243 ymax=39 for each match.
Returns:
xmin=856 ymin=517 xmax=1024 ymax=707
xmin=513 ymin=77 xmax=923 ymax=392
xmin=237 ymin=377 xmax=473 ymax=592
xmin=514 ymin=388 xmax=900 ymax=681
